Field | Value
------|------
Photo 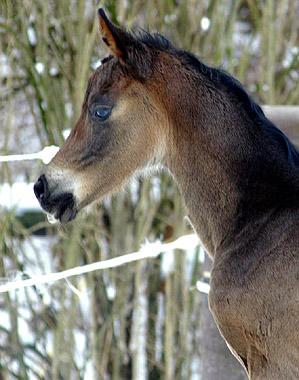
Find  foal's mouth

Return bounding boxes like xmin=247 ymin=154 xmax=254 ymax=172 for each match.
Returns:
xmin=34 ymin=175 xmax=78 ymax=224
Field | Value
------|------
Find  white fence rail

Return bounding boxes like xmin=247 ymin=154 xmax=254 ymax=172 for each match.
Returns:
xmin=0 ymin=145 xmax=59 ymax=164
xmin=0 ymin=234 xmax=210 ymax=294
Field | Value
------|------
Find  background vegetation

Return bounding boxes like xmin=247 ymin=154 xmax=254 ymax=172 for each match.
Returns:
xmin=0 ymin=0 xmax=298 ymax=379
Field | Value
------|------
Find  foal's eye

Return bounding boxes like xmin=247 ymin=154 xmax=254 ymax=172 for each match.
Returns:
xmin=93 ymin=106 xmax=111 ymax=121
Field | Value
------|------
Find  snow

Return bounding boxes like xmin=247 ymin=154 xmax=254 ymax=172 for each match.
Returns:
xmin=200 ymin=17 xmax=211 ymax=31
xmin=0 ymin=182 xmax=40 ymax=214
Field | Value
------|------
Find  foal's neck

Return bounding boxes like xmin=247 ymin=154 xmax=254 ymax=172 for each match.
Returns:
xmin=168 ymin=126 xmax=243 ymax=256
xmin=165 ymin=82 xmax=294 ymax=257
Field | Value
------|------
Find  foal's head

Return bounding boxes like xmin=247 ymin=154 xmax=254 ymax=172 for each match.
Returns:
xmin=34 ymin=9 xmax=171 ymax=222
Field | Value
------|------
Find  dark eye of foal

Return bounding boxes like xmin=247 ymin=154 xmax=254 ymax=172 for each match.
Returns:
xmin=93 ymin=106 xmax=111 ymax=121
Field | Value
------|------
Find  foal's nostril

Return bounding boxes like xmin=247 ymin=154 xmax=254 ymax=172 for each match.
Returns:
xmin=34 ymin=174 xmax=48 ymax=202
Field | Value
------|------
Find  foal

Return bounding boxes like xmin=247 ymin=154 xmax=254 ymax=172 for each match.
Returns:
xmin=34 ymin=9 xmax=299 ymax=380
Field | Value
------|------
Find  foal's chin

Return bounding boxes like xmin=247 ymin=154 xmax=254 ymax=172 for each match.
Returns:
xmin=46 ymin=204 xmax=78 ymax=224
xmin=42 ymin=201 xmax=78 ymax=224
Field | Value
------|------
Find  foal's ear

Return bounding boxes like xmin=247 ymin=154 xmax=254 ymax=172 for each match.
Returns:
xmin=98 ymin=8 xmax=134 ymax=64
xmin=98 ymin=9 xmax=152 ymax=80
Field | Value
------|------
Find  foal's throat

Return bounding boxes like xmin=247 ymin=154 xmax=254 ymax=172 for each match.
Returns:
xmin=170 ymin=158 xmax=239 ymax=256
xmin=166 ymin=122 xmax=250 ymax=257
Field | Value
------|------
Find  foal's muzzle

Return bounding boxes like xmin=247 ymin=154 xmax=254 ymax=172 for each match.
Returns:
xmin=34 ymin=174 xmax=77 ymax=223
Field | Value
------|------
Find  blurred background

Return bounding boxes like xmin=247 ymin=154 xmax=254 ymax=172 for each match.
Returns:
xmin=0 ymin=1 xmax=298 ymax=379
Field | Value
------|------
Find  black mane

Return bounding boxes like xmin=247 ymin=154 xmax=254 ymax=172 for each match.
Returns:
xmin=135 ymin=31 xmax=299 ymax=169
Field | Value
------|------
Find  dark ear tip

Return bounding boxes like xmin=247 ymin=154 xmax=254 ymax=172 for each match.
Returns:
xmin=98 ymin=8 xmax=107 ymax=20
xmin=98 ymin=8 xmax=113 ymax=29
